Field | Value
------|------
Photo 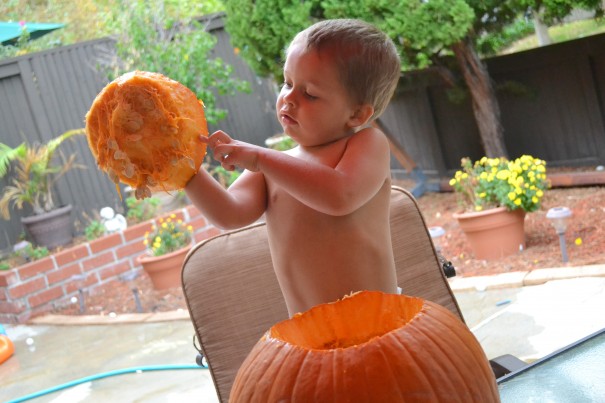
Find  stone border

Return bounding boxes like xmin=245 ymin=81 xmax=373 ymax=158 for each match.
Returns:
xmin=29 ymin=308 xmax=190 ymax=325
xmin=449 ymin=264 xmax=605 ymax=292
xmin=29 ymin=264 xmax=605 ymax=326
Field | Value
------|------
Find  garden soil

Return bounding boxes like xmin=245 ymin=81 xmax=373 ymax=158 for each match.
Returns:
xmin=47 ymin=181 xmax=605 ymax=318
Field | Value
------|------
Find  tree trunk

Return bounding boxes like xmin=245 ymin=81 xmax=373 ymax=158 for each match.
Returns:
xmin=532 ymin=9 xmax=552 ymax=46
xmin=451 ymin=39 xmax=508 ymax=158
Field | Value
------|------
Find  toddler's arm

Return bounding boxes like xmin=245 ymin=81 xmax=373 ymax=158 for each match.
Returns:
xmin=185 ymin=135 xmax=267 ymax=229
xmin=211 ymin=128 xmax=390 ymax=216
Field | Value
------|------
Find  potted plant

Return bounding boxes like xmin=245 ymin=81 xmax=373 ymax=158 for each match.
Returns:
xmin=136 ymin=214 xmax=193 ymax=290
xmin=449 ymin=155 xmax=548 ymax=260
xmin=0 ymin=129 xmax=85 ymax=249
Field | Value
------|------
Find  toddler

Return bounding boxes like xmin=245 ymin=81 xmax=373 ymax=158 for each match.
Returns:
xmin=186 ymin=18 xmax=401 ymax=316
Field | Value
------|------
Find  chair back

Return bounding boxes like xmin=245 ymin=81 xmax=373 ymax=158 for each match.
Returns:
xmin=182 ymin=186 xmax=463 ymax=402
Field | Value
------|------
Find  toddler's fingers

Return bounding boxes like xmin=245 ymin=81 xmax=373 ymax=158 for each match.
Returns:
xmin=213 ymin=143 xmax=234 ymax=161
xmin=207 ymin=130 xmax=232 ymax=148
xmin=221 ymin=162 xmax=236 ymax=171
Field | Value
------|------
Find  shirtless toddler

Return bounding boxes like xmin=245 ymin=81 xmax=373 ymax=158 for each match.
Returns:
xmin=186 ymin=18 xmax=401 ymax=316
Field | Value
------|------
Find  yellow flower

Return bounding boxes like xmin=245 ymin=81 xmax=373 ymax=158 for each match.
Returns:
xmin=575 ymin=238 xmax=582 ymax=246
xmin=162 ymin=222 xmax=168 ymax=229
xmin=496 ymin=170 xmax=509 ymax=180
xmin=451 ymin=154 xmax=547 ymax=213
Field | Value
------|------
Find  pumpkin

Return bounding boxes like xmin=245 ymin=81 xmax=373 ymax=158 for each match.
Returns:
xmin=85 ymin=71 xmax=207 ymax=199
xmin=230 ymin=291 xmax=500 ymax=402
xmin=0 ymin=334 xmax=14 ymax=365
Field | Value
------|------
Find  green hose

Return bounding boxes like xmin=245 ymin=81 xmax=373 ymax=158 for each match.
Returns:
xmin=6 ymin=364 xmax=206 ymax=403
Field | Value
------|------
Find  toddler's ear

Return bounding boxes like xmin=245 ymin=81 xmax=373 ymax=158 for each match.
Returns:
xmin=347 ymin=104 xmax=374 ymax=128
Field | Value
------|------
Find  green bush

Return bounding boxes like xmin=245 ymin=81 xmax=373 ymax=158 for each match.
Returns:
xmin=16 ymin=244 xmax=50 ymax=261
xmin=210 ymin=165 xmax=241 ymax=188
xmin=126 ymin=196 xmax=161 ymax=223
xmin=85 ymin=220 xmax=106 ymax=240
xmin=109 ymin=0 xmax=249 ymax=125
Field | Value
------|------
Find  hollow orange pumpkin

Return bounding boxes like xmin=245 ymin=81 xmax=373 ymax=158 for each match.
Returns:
xmin=230 ymin=291 xmax=500 ymax=402
xmin=0 ymin=334 xmax=14 ymax=365
xmin=85 ymin=71 xmax=207 ymax=199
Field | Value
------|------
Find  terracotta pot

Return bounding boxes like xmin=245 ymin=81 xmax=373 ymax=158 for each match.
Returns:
xmin=136 ymin=246 xmax=190 ymax=290
xmin=454 ymin=207 xmax=526 ymax=260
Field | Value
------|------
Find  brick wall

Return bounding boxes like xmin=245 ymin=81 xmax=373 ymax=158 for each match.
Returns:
xmin=0 ymin=205 xmax=221 ymax=324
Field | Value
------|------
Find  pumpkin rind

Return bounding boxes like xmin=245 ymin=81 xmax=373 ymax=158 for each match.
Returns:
xmin=85 ymin=70 xmax=207 ymax=198
xmin=230 ymin=291 xmax=500 ymax=403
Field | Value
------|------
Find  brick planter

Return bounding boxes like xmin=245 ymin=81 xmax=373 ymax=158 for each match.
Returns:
xmin=0 ymin=204 xmax=222 ymax=324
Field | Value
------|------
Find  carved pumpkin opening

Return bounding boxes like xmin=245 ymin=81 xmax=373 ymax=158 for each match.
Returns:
xmin=85 ymin=71 xmax=207 ymax=199
xmin=231 ymin=291 xmax=500 ymax=402
xmin=271 ymin=292 xmax=424 ymax=349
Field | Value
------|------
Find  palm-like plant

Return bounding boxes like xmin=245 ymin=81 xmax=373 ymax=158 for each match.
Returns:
xmin=0 ymin=129 xmax=85 ymax=219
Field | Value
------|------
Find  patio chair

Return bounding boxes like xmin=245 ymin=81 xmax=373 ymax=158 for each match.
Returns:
xmin=181 ymin=186 xmax=521 ymax=402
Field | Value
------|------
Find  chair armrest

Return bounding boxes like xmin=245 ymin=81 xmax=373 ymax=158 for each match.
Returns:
xmin=490 ymin=354 xmax=527 ymax=379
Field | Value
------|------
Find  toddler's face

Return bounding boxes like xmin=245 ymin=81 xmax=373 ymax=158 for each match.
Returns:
xmin=276 ymin=43 xmax=361 ymax=147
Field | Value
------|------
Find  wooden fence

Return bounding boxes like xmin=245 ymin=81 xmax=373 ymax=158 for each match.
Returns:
xmin=0 ymin=14 xmax=281 ymax=251
xmin=2 ymin=13 xmax=605 ymax=251
xmin=380 ymin=32 xmax=605 ymax=176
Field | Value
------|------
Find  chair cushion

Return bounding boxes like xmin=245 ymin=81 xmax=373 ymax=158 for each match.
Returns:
xmin=181 ymin=186 xmax=463 ymax=402
xmin=182 ymin=223 xmax=288 ymax=402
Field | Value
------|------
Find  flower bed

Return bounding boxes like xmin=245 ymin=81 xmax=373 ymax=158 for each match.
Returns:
xmin=0 ymin=204 xmax=221 ymax=324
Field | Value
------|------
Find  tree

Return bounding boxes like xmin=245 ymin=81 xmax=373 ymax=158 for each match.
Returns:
xmin=224 ymin=0 xmax=312 ymax=81
xmin=109 ymin=0 xmax=249 ymax=124
xmin=224 ymin=0 xmax=603 ymax=158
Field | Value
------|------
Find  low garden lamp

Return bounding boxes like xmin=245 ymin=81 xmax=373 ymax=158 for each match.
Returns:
xmin=546 ymin=207 xmax=572 ymax=262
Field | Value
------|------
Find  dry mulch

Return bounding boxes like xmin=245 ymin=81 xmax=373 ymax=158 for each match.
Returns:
xmin=416 ymin=185 xmax=605 ymax=278
xmin=48 ymin=179 xmax=605 ymax=318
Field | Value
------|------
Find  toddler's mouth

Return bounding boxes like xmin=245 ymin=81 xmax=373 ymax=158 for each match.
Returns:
xmin=280 ymin=113 xmax=297 ymax=125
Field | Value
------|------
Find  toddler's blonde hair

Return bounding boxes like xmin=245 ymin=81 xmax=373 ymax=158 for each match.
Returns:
xmin=289 ymin=19 xmax=401 ymax=120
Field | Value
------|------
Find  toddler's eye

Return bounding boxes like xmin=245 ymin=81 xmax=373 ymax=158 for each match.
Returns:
xmin=304 ymin=92 xmax=317 ymax=100
xmin=282 ymin=82 xmax=292 ymax=89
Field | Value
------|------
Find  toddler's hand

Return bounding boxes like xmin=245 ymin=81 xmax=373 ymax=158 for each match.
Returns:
xmin=205 ymin=130 xmax=261 ymax=172
xmin=203 ymin=130 xmax=232 ymax=149
xmin=204 ymin=130 xmax=235 ymax=170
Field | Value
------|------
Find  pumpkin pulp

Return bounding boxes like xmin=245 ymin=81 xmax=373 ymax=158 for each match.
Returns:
xmin=85 ymin=71 xmax=208 ymax=199
xmin=270 ymin=291 xmax=424 ymax=349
